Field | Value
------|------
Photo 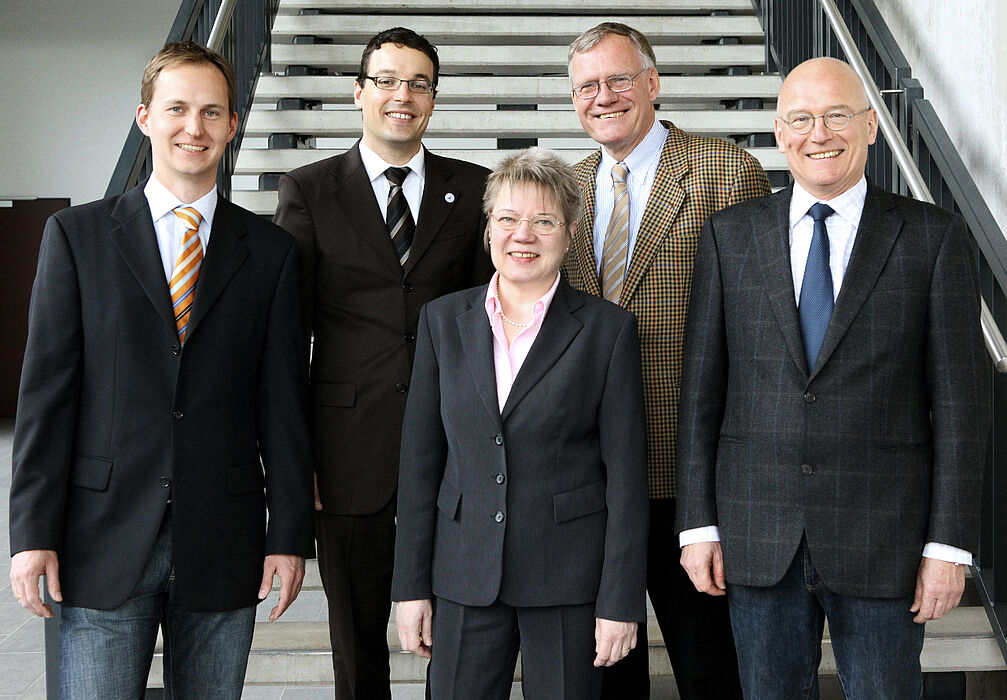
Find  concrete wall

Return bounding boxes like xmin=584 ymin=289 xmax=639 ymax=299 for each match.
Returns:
xmin=0 ymin=1 xmax=178 ymax=206
xmin=873 ymin=0 xmax=1007 ymax=237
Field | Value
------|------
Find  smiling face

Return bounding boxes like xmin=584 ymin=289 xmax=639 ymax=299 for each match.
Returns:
xmin=570 ymin=34 xmax=660 ymax=162
xmin=774 ymin=58 xmax=878 ymax=200
xmin=136 ymin=62 xmax=237 ymax=202
xmin=354 ymin=42 xmax=435 ymax=164
xmin=489 ymin=182 xmax=572 ymax=297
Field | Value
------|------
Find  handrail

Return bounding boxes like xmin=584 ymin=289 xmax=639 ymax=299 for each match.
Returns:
xmin=207 ymin=0 xmax=238 ymax=52
xmin=816 ymin=0 xmax=1007 ymax=372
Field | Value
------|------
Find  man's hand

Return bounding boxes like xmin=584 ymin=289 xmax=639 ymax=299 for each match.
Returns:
xmin=911 ymin=557 xmax=965 ymax=624
xmin=259 ymin=554 xmax=305 ymax=621
xmin=396 ymin=599 xmax=434 ymax=658
xmin=681 ymin=541 xmax=727 ymax=596
xmin=593 ymin=618 xmax=637 ymax=667
xmin=10 ymin=550 xmax=61 ymax=618
xmin=313 ymin=472 xmax=323 ymax=511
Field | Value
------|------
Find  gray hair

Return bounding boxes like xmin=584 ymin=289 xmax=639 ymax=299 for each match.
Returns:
xmin=567 ymin=22 xmax=657 ymax=79
xmin=483 ymin=147 xmax=581 ymax=250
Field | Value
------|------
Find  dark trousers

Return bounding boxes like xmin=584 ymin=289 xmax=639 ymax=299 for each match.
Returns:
xmin=429 ymin=597 xmax=602 ymax=700
xmin=728 ymin=537 xmax=924 ymax=700
xmin=601 ymin=498 xmax=744 ymax=700
xmin=315 ymin=497 xmax=396 ymax=700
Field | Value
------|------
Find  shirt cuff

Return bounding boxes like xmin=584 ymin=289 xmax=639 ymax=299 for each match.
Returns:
xmin=679 ymin=526 xmax=721 ymax=548
xmin=922 ymin=542 xmax=973 ymax=566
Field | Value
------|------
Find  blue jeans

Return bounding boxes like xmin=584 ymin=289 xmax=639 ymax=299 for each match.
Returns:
xmin=727 ymin=538 xmax=924 ymax=700
xmin=59 ymin=514 xmax=256 ymax=699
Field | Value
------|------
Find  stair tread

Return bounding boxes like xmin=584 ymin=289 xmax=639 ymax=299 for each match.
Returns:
xmin=277 ymin=0 xmax=757 ymax=14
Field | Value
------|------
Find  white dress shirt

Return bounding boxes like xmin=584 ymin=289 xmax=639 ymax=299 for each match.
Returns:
xmin=679 ymin=176 xmax=972 ymax=566
xmin=144 ymin=175 xmax=217 ymax=281
xmin=358 ymin=140 xmax=425 ymax=224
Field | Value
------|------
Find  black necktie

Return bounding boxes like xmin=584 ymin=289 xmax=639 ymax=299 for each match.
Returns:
xmin=799 ymin=202 xmax=835 ymax=370
xmin=385 ymin=167 xmax=414 ymax=267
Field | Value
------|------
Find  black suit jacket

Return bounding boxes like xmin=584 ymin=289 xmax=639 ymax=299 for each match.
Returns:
xmin=675 ymin=182 xmax=990 ymax=598
xmin=274 ymin=143 xmax=492 ymax=515
xmin=391 ymin=282 xmax=649 ymax=622
xmin=9 ymin=184 xmax=315 ymax=611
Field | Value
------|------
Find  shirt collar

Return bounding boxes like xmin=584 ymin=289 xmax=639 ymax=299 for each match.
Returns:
xmin=484 ymin=271 xmax=562 ymax=322
xmin=358 ymin=139 xmax=426 ymax=184
xmin=144 ymin=175 xmax=218 ymax=228
xmin=789 ymin=176 xmax=867 ymax=230
xmin=600 ymin=119 xmax=667 ymax=176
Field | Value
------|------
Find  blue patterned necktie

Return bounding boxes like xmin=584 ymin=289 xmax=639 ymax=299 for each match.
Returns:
xmin=799 ymin=202 xmax=835 ymax=370
xmin=385 ymin=166 xmax=414 ymax=267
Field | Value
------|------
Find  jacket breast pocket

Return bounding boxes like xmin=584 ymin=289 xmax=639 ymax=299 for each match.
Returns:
xmin=553 ymin=480 xmax=607 ymax=524
xmin=436 ymin=478 xmax=461 ymax=521
xmin=227 ymin=462 xmax=265 ymax=495
xmin=70 ymin=454 xmax=113 ymax=492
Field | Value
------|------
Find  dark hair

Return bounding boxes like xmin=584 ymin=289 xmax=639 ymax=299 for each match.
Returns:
xmin=141 ymin=41 xmax=236 ymax=115
xmin=356 ymin=27 xmax=440 ymax=95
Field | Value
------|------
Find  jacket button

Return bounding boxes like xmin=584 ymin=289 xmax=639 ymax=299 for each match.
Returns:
xmin=172 ymin=410 xmax=184 ymax=419
xmin=494 ymin=511 xmax=504 ymax=523
xmin=395 ymin=383 xmax=408 ymax=393
xmin=160 ymin=477 xmax=171 ymax=488
xmin=804 ymin=392 xmax=816 ymax=403
xmin=171 ymin=344 xmax=181 ymax=356
xmin=405 ymin=333 xmax=416 ymax=343
xmin=801 ymin=464 xmax=813 ymax=475
xmin=495 ymin=473 xmax=505 ymax=484
xmin=494 ymin=435 xmax=503 ymax=446
xmin=402 ymin=282 xmax=413 ymax=293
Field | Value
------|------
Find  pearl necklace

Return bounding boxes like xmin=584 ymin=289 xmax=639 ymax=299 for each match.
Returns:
xmin=496 ymin=278 xmax=531 ymax=328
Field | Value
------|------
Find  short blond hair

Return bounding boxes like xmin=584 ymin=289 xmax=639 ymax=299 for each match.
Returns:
xmin=141 ymin=41 xmax=236 ymax=115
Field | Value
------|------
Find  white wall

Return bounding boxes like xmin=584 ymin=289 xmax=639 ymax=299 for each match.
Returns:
xmin=0 ymin=1 xmax=179 ymax=206
xmin=873 ymin=0 xmax=1007 ymax=237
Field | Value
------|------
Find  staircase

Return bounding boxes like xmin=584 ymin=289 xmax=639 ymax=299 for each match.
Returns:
xmin=230 ymin=0 xmax=788 ymax=216
xmin=203 ymin=0 xmax=1007 ymax=696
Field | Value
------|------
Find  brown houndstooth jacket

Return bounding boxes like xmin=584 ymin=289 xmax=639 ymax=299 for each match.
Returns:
xmin=564 ymin=121 xmax=770 ymax=499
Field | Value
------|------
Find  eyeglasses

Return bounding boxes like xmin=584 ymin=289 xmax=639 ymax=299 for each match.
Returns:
xmin=364 ymin=75 xmax=436 ymax=95
xmin=780 ymin=108 xmax=871 ymax=134
xmin=572 ymin=68 xmax=648 ymax=100
xmin=490 ymin=212 xmax=565 ymax=234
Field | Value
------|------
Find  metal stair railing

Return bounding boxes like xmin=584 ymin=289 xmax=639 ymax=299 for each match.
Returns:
xmin=753 ymin=0 xmax=1007 ymax=665
xmin=104 ymin=0 xmax=280 ymax=199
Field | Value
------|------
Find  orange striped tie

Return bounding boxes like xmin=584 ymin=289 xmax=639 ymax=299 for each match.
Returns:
xmin=170 ymin=206 xmax=203 ymax=342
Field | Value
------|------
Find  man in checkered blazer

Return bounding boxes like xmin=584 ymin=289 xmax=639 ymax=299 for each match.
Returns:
xmin=564 ymin=21 xmax=770 ymax=700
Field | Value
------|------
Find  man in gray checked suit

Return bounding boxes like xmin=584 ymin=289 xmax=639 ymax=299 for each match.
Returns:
xmin=675 ymin=57 xmax=989 ymax=698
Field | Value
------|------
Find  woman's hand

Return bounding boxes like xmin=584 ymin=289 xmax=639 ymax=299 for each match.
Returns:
xmin=396 ymin=599 xmax=434 ymax=658
xmin=594 ymin=618 xmax=638 ymax=667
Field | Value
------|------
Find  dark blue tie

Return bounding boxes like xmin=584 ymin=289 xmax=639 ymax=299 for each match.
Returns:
xmin=799 ymin=202 xmax=835 ymax=370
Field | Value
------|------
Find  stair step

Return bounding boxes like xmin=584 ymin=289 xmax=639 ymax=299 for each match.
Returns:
xmin=234 ymin=146 xmax=788 ymax=176
xmin=270 ymin=43 xmax=767 ymax=73
xmin=276 ymin=0 xmax=757 ymax=15
xmin=243 ymin=108 xmax=774 ymax=139
xmin=252 ymin=74 xmax=781 ymax=105
xmin=272 ymin=14 xmax=763 ymax=46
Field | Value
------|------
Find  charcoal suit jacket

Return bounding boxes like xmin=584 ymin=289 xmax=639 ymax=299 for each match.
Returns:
xmin=391 ymin=281 xmax=649 ymax=622
xmin=675 ymin=181 xmax=989 ymax=598
xmin=274 ymin=143 xmax=491 ymax=515
xmin=10 ymin=183 xmax=315 ymax=611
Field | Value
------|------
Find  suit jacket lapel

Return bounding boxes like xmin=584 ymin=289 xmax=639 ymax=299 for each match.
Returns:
xmin=337 ymin=143 xmax=403 ymax=274
xmin=572 ymin=152 xmax=602 ymax=296
xmin=406 ymin=149 xmax=454 ymax=275
xmin=502 ymin=283 xmax=584 ymax=421
xmin=621 ymin=121 xmax=687 ymax=305
xmin=108 ymin=185 xmax=176 ymax=332
xmin=457 ymin=288 xmax=503 ymax=426
xmin=186 ymin=197 xmax=249 ymax=337
xmin=813 ymin=183 xmax=902 ymax=374
xmin=753 ymin=185 xmax=808 ymax=376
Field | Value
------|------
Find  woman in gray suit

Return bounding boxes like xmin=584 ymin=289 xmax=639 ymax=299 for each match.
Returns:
xmin=391 ymin=147 xmax=648 ymax=699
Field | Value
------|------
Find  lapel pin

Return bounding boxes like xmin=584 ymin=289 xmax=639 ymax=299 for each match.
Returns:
xmin=444 ymin=193 xmax=455 ymax=203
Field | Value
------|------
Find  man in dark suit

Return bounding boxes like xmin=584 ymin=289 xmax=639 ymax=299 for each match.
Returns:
xmin=677 ymin=57 xmax=989 ymax=697
xmin=563 ymin=22 xmax=769 ymax=699
xmin=8 ymin=42 xmax=314 ymax=698
xmin=273 ymin=27 xmax=491 ymax=698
